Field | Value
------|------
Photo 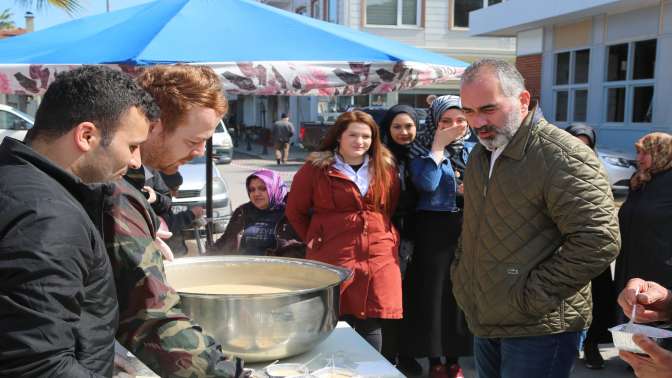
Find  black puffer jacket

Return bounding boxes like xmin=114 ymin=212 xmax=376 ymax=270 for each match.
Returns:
xmin=615 ymin=168 xmax=672 ymax=293
xmin=0 ymin=138 xmax=118 ymax=377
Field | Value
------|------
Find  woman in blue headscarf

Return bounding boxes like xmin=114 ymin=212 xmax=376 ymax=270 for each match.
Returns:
xmin=403 ymin=95 xmax=473 ymax=378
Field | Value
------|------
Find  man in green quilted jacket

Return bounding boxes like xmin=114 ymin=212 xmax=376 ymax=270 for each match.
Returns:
xmin=104 ymin=65 xmax=248 ymax=378
xmin=451 ymin=59 xmax=620 ymax=378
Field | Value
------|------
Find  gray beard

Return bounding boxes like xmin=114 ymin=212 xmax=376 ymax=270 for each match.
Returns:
xmin=477 ymin=110 xmax=523 ymax=151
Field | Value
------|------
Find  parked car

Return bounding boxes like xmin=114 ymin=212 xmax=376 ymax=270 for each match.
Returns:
xmin=597 ymin=148 xmax=636 ymax=193
xmin=172 ymin=155 xmax=232 ymax=234
xmin=212 ymin=121 xmax=233 ymax=164
xmin=463 ymin=131 xmax=636 ymax=193
xmin=299 ymin=118 xmax=332 ymax=151
xmin=0 ymin=104 xmax=34 ymax=143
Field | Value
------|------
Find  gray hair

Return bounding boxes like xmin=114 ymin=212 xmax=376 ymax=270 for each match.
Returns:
xmin=461 ymin=58 xmax=526 ymax=98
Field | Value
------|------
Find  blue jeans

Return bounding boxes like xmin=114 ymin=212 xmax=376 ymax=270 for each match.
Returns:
xmin=474 ymin=332 xmax=579 ymax=378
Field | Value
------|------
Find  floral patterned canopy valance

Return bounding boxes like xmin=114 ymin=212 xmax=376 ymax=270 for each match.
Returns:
xmin=0 ymin=0 xmax=467 ymax=96
xmin=0 ymin=60 xmax=463 ymax=96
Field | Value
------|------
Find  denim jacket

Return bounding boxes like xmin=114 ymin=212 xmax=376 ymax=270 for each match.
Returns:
xmin=410 ymin=153 xmax=459 ymax=212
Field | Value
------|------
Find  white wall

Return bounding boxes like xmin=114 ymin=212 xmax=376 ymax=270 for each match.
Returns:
xmin=469 ymin=0 xmax=660 ymax=37
xmin=517 ymin=28 xmax=543 ymax=56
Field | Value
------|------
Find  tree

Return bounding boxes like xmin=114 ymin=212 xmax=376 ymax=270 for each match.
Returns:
xmin=0 ymin=9 xmax=16 ymax=30
xmin=14 ymin=0 xmax=82 ymax=15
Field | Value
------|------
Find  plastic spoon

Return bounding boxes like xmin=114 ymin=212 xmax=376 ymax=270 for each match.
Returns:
xmin=623 ymin=286 xmax=641 ymax=332
xmin=299 ymin=352 xmax=322 ymax=371
xmin=264 ymin=359 xmax=280 ymax=369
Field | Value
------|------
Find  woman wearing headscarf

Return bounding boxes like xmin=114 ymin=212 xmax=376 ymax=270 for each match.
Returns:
xmin=403 ymin=95 xmax=472 ymax=378
xmin=615 ymin=132 xmax=672 ymax=304
xmin=379 ymin=104 xmax=419 ymax=277
xmin=212 ymin=169 xmax=303 ymax=256
xmin=565 ymin=123 xmax=616 ymax=370
xmin=378 ymin=105 xmax=422 ymax=374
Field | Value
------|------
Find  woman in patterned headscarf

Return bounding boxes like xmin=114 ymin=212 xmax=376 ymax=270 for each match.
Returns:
xmin=403 ymin=95 xmax=473 ymax=378
xmin=615 ymin=132 xmax=672 ymax=309
xmin=212 ymin=169 xmax=302 ymax=256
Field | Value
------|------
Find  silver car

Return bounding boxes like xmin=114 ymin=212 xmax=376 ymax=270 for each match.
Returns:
xmin=0 ymin=104 xmax=34 ymax=143
xmin=172 ymin=155 xmax=232 ymax=233
xmin=598 ymin=148 xmax=636 ymax=194
xmin=464 ymin=135 xmax=636 ymax=194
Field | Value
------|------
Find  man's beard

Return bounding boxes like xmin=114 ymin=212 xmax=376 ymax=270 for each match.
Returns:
xmin=76 ymin=147 xmax=124 ymax=184
xmin=477 ymin=110 xmax=523 ymax=151
xmin=140 ymin=137 xmax=165 ymax=171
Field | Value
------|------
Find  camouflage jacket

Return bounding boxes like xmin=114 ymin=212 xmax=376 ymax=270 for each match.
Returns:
xmin=104 ymin=179 xmax=246 ymax=378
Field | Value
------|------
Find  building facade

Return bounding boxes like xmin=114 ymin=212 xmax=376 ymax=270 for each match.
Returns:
xmin=470 ymin=0 xmax=671 ymax=151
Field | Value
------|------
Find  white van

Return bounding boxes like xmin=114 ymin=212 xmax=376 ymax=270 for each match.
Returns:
xmin=212 ymin=121 xmax=233 ymax=164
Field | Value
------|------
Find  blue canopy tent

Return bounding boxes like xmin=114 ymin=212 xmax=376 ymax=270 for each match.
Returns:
xmin=0 ymin=0 xmax=467 ymax=96
xmin=0 ymin=0 xmax=468 ymax=246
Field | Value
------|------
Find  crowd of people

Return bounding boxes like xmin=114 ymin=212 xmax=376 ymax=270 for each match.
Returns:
xmin=0 ymin=58 xmax=671 ymax=378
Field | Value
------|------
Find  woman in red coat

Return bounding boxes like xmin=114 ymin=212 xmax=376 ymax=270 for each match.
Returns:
xmin=286 ymin=110 xmax=401 ymax=352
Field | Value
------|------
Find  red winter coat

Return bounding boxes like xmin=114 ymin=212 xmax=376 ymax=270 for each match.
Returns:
xmin=286 ymin=151 xmax=402 ymax=319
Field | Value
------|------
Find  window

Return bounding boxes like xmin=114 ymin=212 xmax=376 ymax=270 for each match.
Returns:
xmin=452 ymin=0 xmax=502 ymax=28
xmin=574 ymin=90 xmax=588 ymax=122
xmin=555 ymin=52 xmax=570 ymax=85
xmin=366 ymin=0 xmax=420 ymax=26
xmin=633 ymin=86 xmax=654 ymax=123
xmin=320 ymin=94 xmax=387 ymax=116
xmin=607 ymin=43 xmax=628 ymax=81
xmin=633 ymin=39 xmax=656 ymax=80
xmin=552 ymin=49 xmax=590 ymax=123
xmin=398 ymin=93 xmax=434 ymax=108
xmin=327 ymin=0 xmax=338 ymax=23
xmin=310 ymin=0 xmax=322 ymax=20
xmin=555 ymin=91 xmax=568 ymax=122
xmin=604 ymin=39 xmax=656 ymax=124
xmin=606 ymin=87 xmax=626 ymax=123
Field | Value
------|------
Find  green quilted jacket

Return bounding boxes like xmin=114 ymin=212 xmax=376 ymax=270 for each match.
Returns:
xmin=451 ymin=105 xmax=621 ymax=338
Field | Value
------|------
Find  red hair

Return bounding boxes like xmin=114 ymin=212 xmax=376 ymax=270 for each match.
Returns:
xmin=137 ymin=64 xmax=228 ymax=134
xmin=320 ymin=111 xmax=395 ymax=213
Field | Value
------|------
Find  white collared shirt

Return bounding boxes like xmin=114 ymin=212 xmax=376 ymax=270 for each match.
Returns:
xmin=489 ymin=143 xmax=508 ymax=179
xmin=333 ymin=153 xmax=370 ymax=197
xmin=143 ymin=165 xmax=154 ymax=181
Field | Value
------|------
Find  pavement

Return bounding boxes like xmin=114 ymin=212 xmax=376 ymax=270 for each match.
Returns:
xmin=233 ymin=142 xmax=310 ymax=165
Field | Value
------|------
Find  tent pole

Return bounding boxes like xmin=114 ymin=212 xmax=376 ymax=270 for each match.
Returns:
xmin=205 ymin=138 xmax=214 ymax=248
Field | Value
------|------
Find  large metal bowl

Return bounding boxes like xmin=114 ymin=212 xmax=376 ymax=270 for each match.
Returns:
xmin=164 ymin=256 xmax=351 ymax=362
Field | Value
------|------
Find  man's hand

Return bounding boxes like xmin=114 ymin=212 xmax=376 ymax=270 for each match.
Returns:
xmin=155 ymin=237 xmax=174 ymax=261
xmin=431 ymin=124 xmax=468 ymax=151
xmin=191 ymin=206 xmax=205 ymax=219
xmin=618 ymin=278 xmax=672 ymax=323
xmin=619 ymin=334 xmax=672 ymax=378
xmin=142 ymin=186 xmax=157 ymax=204
xmin=155 ymin=217 xmax=174 ymax=261
xmin=113 ymin=354 xmax=137 ymax=378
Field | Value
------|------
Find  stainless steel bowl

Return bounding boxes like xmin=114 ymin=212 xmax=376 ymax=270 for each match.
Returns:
xmin=164 ymin=256 xmax=351 ymax=362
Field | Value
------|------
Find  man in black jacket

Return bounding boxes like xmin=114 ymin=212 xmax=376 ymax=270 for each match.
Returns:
xmin=0 ymin=66 xmax=158 ymax=377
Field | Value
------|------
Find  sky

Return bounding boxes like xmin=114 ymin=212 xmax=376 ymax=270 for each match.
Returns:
xmin=8 ymin=0 xmax=153 ymax=31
